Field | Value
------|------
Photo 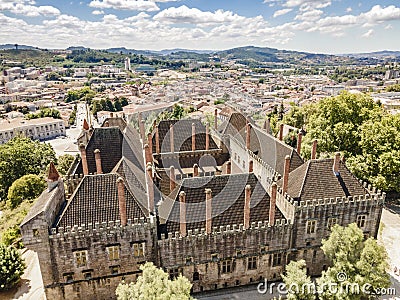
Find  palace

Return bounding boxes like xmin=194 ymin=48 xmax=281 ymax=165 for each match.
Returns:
xmin=20 ymin=110 xmax=384 ymax=299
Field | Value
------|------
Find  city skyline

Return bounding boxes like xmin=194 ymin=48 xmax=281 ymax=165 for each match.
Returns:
xmin=0 ymin=0 xmax=400 ymax=54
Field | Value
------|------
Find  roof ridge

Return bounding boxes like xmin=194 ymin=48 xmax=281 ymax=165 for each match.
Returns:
xmin=299 ymin=160 xmax=311 ymax=200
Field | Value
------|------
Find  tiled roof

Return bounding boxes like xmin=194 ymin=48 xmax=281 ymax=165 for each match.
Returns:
xmin=222 ymin=112 xmax=303 ymax=175
xmin=75 ymin=127 xmax=124 ymax=175
xmin=152 ymin=119 xmax=218 ymax=153
xmin=281 ymin=159 xmax=369 ymax=201
xmin=162 ymin=173 xmax=284 ymax=233
xmin=56 ymin=174 xmax=146 ymax=228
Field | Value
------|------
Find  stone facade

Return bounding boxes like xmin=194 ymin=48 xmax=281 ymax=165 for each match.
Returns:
xmin=20 ymin=114 xmax=385 ymax=299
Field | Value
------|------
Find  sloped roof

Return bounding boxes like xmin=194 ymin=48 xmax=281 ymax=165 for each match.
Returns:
xmin=281 ymin=159 xmax=369 ymax=201
xmin=56 ymin=174 xmax=146 ymax=228
xmin=152 ymin=119 xmax=218 ymax=153
xmin=75 ymin=127 xmax=124 ymax=175
xmin=222 ymin=112 xmax=303 ymax=175
xmin=162 ymin=173 xmax=284 ymax=233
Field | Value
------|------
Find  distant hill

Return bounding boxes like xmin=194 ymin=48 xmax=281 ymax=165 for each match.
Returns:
xmin=347 ymin=50 xmax=400 ymax=59
xmin=0 ymin=44 xmax=39 ymax=50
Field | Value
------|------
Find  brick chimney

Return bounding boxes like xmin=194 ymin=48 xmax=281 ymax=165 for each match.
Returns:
xmin=147 ymin=133 xmax=153 ymax=155
xmin=153 ymin=119 xmax=157 ymax=131
xmin=117 ymin=177 xmax=127 ymax=226
xmin=192 ymin=123 xmax=196 ymax=151
xmin=269 ymin=183 xmax=277 ymax=226
xmin=214 ymin=109 xmax=218 ymax=130
xmin=146 ymin=164 xmax=154 ymax=213
xmin=311 ymin=139 xmax=318 ymax=159
xmin=279 ymin=123 xmax=284 ymax=141
xmin=244 ymin=185 xmax=251 ymax=230
xmin=297 ymin=132 xmax=303 ymax=154
xmin=47 ymin=162 xmax=60 ymax=191
xmin=170 ymin=124 xmax=174 ymax=153
xmin=179 ymin=191 xmax=186 ymax=237
xmin=79 ymin=143 xmax=89 ymax=175
xmin=249 ymin=160 xmax=253 ymax=173
xmin=205 ymin=123 xmax=210 ymax=151
xmin=246 ymin=123 xmax=251 ymax=150
xmin=139 ymin=120 xmax=145 ymax=142
xmin=205 ymin=188 xmax=212 ymax=234
xmin=226 ymin=160 xmax=231 ymax=174
xmin=193 ymin=164 xmax=199 ymax=177
xmin=169 ymin=166 xmax=176 ymax=192
xmin=144 ymin=144 xmax=152 ymax=165
xmin=94 ymin=149 xmax=102 ymax=174
xmin=155 ymin=125 xmax=160 ymax=154
xmin=333 ymin=152 xmax=340 ymax=176
xmin=282 ymin=155 xmax=290 ymax=194
xmin=83 ymin=119 xmax=89 ymax=131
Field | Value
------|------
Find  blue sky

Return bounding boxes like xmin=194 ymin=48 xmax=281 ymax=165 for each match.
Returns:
xmin=0 ymin=0 xmax=399 ymax=53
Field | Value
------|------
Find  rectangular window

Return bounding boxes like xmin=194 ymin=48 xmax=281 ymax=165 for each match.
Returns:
xmin=222 ymin=260 xmax=232 ymax=273
xmin=357 ymin=215 xmax=367 ymax=228
xmin=106 ymin=246 xmax=120 ymax=260
xmin=110 ymin=266 xmax=119 ymax=275
xmin=272 ymin=253 xmax=282 ymax=267
xmin=168 ymin=268 xmax=180 ymax=280
xmin=132 ymin=242 xmax=145 ymax=257
xmin=327 ymin=217 xmax=338 ymax=229
xmin=306 ymin=220 xmax=317 ymax=234
xmin=211 ymin=253 xmax=218 ymax=262
xmin=74 ymin=250 xmax=87 ymax=267
xmin=83 ymin=270 xmax=92 ymax=280
xmin=64 ymin=273 xmax=74 ymax=283
xmin=247 ymin=256 xmax=257 ymax=270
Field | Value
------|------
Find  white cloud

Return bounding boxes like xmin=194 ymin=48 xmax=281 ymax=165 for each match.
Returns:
xmin=89 ymin=0 xmax=160 ymax=11
xmin=0 ymin=2 xmax=60 ymax=17
xmin=273 ymin=8 xmax=292 ymax=18
xmin=346 ymin=7 xmax=352 ymax=13
xmin=295 ymin=8 xmax=323 ymax=21
xmin=362 ymin=29 xmax=374 ymax=38
xmin=153 ymin=5 xmax=246 ymax=25
xmin=92 ymin=10 xmax=104 ymax=15
xmin=385 ymin=24 xmax=393 ymax=30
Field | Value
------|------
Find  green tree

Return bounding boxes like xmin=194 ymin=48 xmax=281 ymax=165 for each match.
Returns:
xmin=317 ymin=223 xmax=390 ymax=300
xmin=57 ymin=154 xmax=75 ymax=175
xmin=7 ymin=174 xmax=46 ymax=208
xmin=385 ymin=84 xmax=400 ymax=92
xmin=0 ymin=137 xmax=55 ymax=201
xmin=0 ymin=244 xmax=26 ymax=291
xmin=282 ymin=260 xmax=316 ymax=300
xmin=116 ymin=262 xmax=193 ymax=300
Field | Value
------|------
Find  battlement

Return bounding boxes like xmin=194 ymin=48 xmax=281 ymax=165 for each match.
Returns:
xmin=160 ymin=219 xmax=291 ymax=244
xmin=297 ymin=192 xmax=385 ymax=208
xmin=49 ymin=217 xmax=155 ymax=241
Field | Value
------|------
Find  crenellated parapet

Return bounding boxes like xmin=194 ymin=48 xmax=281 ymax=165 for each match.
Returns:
xmin=49 ymin=218 xmax=155 ymax=242
xmin=158 ymin=219 xmax=293 ymax=268
xmin=297 ymin=191 xmax=385 ymax=208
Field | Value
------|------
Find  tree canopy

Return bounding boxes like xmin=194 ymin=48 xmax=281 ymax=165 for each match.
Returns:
xmin=7 ymin=174 xmax=46 ymax=209
xmin=0 ymin=137 xmax=55 ymax=201
xmin=317 ymin=223 xmax=390 ymax=300
xmin=284 ymin=91 xmax=400 ymax=192
xmin=116 ymin=262 xmax=193 ymax=300
xmin=282 ymin=260 xmax=316 ymax=300
xmin=0 ymin=244 xmax=26 ymax=291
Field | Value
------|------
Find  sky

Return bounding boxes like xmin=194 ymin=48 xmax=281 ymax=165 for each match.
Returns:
xmin=0 ymin=0 xmax=400 ymax=54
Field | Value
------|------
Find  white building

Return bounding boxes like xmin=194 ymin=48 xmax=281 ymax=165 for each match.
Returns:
xmin=124 ymin=57 xmax=131 ymax=71
xmin=0 ymin=117 xmax=65 ymax=144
